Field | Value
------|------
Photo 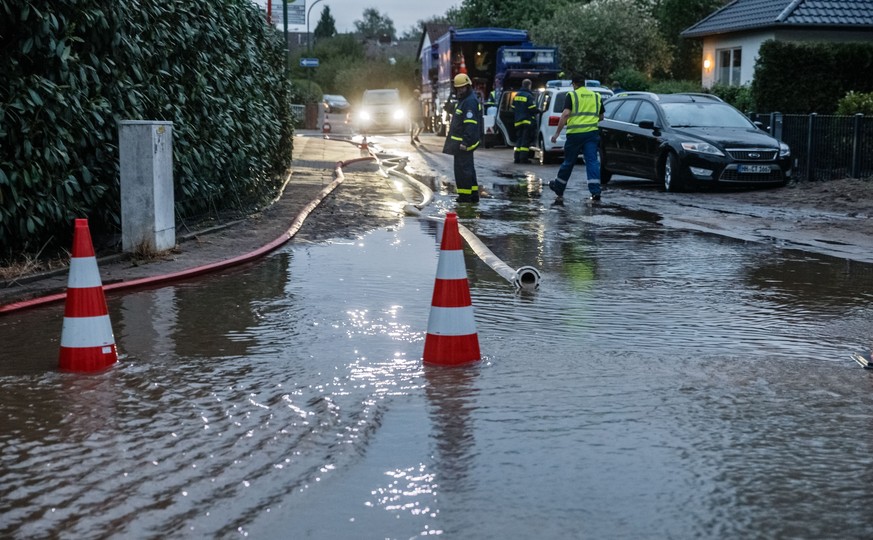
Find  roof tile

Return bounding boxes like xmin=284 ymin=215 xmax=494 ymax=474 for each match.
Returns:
xmin=682 ymin=0 xmax=873 ymax=37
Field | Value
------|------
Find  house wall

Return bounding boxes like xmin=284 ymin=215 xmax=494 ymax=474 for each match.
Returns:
xmin=700 ymin=28 xmax=873 ymax=89
xmin=701 ymin=31 xmax=774 ymax=88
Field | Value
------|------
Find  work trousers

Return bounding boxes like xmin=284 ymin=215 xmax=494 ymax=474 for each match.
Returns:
xmin=454 ymin=150 xmax=479 ymax=202
xmin=555 ymin=130 xmax=601 ymax=196
xmin=514 ymin=122 xmax=534 ymax=163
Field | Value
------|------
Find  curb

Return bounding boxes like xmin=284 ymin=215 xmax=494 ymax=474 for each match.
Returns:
xmin=0 ymin=157 xmax=375 ymax=316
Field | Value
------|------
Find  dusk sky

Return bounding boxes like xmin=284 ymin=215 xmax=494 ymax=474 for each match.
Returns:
xmin=255 ymin=0 xmax=460 ymax=36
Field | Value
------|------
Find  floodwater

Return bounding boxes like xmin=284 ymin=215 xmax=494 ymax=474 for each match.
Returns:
xmin=3 ymin=190 xmax=873 ymax=539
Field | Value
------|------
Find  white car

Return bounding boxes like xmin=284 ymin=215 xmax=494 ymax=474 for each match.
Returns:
xmin=355 ymin=88 xmax=408 ymax=134
xmin=533 ymin=80 xmax=614 ymax=164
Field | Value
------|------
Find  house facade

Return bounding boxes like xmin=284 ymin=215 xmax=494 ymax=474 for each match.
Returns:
xmin=681 ymin=0 xmax=873 ymax=88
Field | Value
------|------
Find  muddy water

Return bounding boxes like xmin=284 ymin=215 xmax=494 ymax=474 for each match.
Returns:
xmin=3 ymin=196 xmax=873 ymax=539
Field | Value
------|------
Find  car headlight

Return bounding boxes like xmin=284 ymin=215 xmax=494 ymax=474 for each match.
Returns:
xmin=358 ymin=111 xmax=371 ymax=121
xmin=393 ymin=109 xmax=406 ymax=120
xmin=680 ymin=141 xmax=724 ymax=156
xmin=779 ymin=141 xmax=790 ymax=157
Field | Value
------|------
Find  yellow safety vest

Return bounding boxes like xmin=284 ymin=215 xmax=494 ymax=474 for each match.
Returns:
xmin=566 ymin=88 xmax=601 ymax=134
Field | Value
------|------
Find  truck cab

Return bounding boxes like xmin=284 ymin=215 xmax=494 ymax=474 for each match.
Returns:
xmin=482 ymin=45 xmax=560 ymax=148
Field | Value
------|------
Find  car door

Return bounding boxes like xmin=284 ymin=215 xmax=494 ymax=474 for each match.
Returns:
xmin=599 ymin=99 xmax=640 ymax=175
xmin=627 ymin=100 xmax=662 ymax=178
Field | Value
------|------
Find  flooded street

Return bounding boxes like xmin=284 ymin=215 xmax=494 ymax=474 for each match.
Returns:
xmin=3 ymin=140 xmax=873 ymax=538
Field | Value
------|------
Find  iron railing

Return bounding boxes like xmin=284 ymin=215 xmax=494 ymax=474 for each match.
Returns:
xmin=750 ymin=112 xmax=872 ymax=181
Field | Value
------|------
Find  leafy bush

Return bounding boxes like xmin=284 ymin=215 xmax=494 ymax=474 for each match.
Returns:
xmin=0 ymin=0 xmax=294 ymax=258
xmin=648 ymin=79 xmax=703 ymax=94
xmin=836 ymin=91 xmax=873 ymax=115
xmin=609 ymin=68 xmax=650 ymax=91
xmin=710 ymin=84 xmax=756 ymax=112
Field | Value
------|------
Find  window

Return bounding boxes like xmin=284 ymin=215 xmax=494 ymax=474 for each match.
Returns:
xmin=717 ymin=48 xmax=742 ymax=86
xmin=634 ymin=101 xmax=659 ymax=125
xmin=611 ymin=100 xmax=640 ymax=123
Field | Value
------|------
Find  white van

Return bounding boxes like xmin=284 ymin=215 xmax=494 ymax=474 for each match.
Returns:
xmin=355 ymin=89 xmax=408 ymax=134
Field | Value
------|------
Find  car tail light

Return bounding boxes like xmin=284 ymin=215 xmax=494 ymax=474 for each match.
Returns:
xmin=548 ymin=116 xmax=560 ymax=126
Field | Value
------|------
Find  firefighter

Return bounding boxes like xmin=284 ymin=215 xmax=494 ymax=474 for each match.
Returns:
xmin=512 ymin=78 xmax=538 ymax=164
xmin=484 ymin=89 xmax=497 ymax=112
xmin=442 ymin=73 xmax=483 ymax=203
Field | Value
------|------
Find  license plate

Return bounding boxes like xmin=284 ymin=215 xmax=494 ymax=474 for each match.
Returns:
xmin=738 ymin=164 xmax=771 ymax=173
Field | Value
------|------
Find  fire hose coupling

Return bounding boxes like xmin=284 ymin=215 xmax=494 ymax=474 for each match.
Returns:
xmin=513 ymin=266 xmax=541 ymax=290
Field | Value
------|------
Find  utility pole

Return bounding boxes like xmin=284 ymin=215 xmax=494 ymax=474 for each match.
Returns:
xmin=306 ymin=0 xmax=325 ymax=96
xmin=283 ymin=0 xmax=289 ymax=70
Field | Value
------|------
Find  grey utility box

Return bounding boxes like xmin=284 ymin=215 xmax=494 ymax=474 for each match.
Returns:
xmin=119 ymin=120 xmax=175 ymax=253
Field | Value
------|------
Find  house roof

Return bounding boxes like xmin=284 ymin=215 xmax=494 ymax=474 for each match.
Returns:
xmin=416 ymin=23 xmax=452 ymax=58
xmin=681 ymin=0 xmax=873 ymax=38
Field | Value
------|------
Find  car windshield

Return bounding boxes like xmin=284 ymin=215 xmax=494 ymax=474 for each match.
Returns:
xmin=363 ymin=91 xmax=400 ymax=105
xmin=662 ymin=102 xmax=754 ymax=129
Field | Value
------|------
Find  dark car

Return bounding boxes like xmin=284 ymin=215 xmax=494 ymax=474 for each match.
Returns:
xmin=599 ymin=92 xmax=792 ymax=191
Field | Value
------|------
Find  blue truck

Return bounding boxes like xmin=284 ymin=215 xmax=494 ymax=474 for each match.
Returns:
xmin=418 ymin=27 xmax=560 ymax=140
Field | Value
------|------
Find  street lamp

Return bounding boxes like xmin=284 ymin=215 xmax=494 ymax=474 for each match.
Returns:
xmin=307 ymin=0 xmax=325 ymax=54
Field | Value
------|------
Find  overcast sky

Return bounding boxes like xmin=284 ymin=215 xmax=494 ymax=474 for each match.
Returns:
xmin=254 ymin=0 xmax=459 ymax=36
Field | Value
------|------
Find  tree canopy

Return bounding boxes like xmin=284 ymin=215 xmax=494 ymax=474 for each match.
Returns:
xmin=533 ymin=0 xmax=671 ymax=81
xmin=313 ymin=6 xmax=337 ymax=40
xmin=354 ymin=8 xmax=396 ymax=42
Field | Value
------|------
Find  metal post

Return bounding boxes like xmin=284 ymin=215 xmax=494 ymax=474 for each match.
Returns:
xmin=307 ymin=0 xmax=325 ymax=53
xmin=770 ymin=112 xmax=783 ymax=140
xmin=283 ymin=0 xmax=288 ymax=70
xmin=306 ymin=0 xmax=324 ymax=98
xmin=806 ymin=113 xmax=816 ymax=181
xmin=851 ymin=113 xmax=863 ymax=179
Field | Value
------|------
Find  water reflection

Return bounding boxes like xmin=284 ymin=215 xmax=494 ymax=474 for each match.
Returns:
xmin=424 ymin=364 xmax=480 ymax=493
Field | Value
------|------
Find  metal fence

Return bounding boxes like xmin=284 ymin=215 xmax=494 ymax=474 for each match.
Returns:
xmin=751 ymin=112 xmax=872 ymax=181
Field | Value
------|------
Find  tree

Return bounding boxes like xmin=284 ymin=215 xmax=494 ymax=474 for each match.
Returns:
xmin=313 ymin=6 xmax=337 ymax=40
xmin=656 ymin=0 xmax=726 ymax=79
xmin=354 ymin=8 xmax=396 ymax=42
xmin=532 ymin=0 xmax=671 ymax=81
xmin=452 ymin=0 xmax=574 ymax=29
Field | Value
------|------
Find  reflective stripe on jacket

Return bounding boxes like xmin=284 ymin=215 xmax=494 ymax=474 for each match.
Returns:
xmin=513 ymin=89 xmax=537 ymax=126
xmin=566 ymin=88 xmax=601 ymax=134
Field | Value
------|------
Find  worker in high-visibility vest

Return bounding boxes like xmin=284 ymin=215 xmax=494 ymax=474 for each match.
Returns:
xmin=512 ymin=78 xmax=538 ymax=164
xmin=442 ymin=73 xmax=483 ymax=203
xmin=549 ymin=73 xmax=604 ymax=202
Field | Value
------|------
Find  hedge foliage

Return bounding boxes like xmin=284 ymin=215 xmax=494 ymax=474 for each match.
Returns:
xmin=836 ymin=91 xmax=873 ymax=115
xmin=0 ymin=0 xmax=294 ymax=258
xmin=753 ymin=40 xmax=873 ymax=114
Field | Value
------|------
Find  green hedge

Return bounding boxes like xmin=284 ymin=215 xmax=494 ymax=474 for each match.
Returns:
xmin=753 ymin=40 xmax=873 ymax=114
xmin=0 ymin=0 xmax=294 ymax=258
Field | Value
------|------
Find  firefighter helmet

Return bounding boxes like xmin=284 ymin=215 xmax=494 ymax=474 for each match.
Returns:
xmin=453 ymin=73 xmax=472 ymax=87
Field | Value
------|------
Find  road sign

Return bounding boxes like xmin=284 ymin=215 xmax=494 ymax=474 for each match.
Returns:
xmin=300 ymin=58 xmax=319 ymax=68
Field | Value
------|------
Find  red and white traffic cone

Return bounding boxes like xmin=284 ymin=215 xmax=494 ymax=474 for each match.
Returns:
xmin=459 ymin=55 xmax=467 ymax=74
xmin=360 ymin=136 xmax=369 ymax=156
xmin=322 ymin=112 xmax=331 ymax=133
xmin=58 ymin=219 xmax=118 ymax=372
xmin=423 ymin=212 xmax=480 ymax=366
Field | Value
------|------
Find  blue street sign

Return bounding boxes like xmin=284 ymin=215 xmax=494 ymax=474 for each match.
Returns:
xmin=300 ymin=58 xmax=319 ymax=68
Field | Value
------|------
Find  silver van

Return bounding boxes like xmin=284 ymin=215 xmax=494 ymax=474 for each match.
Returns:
xmin=355 ymin=89 xmax=408 ymax=134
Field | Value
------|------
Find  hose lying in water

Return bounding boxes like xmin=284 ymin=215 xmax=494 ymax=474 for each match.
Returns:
xmin=375 ymin=153 xmax=541 ymax=291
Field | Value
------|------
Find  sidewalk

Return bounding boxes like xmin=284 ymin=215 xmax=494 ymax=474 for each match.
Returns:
xmin=0 ymin=134 xmax=387 ymax=311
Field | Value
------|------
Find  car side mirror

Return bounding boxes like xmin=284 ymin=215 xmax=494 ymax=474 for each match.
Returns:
xmin=754 ymin=121 xmax=766 ymax=131
xmin=637 ymin=120 xmax=658 ymax=131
